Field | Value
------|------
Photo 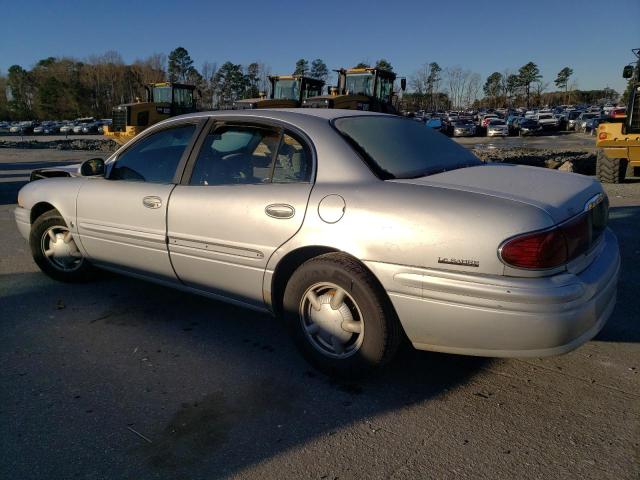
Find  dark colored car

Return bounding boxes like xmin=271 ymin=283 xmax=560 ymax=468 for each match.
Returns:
xmin=518 ymin=119 xmax=543 ymax=136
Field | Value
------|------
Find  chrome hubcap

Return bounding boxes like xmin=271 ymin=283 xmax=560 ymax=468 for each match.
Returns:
xmin=300 ymin=282 xmax=364 ymax=359
xmin=41 ymin=225 xmax=83 ymax=271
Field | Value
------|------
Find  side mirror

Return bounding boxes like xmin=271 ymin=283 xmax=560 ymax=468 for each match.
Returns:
xmin=81 ymin=158 xmax=105 ymax=177
xmin=623 ymin=65 xmax=634 ymax=79
xmin=400 ymin=78 xmax=407 ymax=91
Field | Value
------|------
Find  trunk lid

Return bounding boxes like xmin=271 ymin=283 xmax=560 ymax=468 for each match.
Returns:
xmin=391 ymin=163 xmax=602 ymax=224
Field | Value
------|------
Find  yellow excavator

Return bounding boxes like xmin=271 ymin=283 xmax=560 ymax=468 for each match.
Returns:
xmin=233 ymin=75 xmax=325 ymax=109
xmin=596 ymin=48 xmax=640 ymax=183
xmin=103 ymin=82 xmax=197 ymax=144
xmin=302 ymin=67 xmax=406 ymax=114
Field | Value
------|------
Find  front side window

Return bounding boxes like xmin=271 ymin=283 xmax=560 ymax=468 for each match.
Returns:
xmin=109 ymin=124 xmax=196 ymax=183
xmin=375 ymin=76 xmax=393 ymax=103
xmin=334 ymin=116 xmax=480 ymax=180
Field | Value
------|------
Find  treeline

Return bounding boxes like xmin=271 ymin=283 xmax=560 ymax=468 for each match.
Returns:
xmin=0 ymin=46 xmax=622 ymax=120
xmin=0 ymin=47 xmax=332 ymax=120
xmin=405 ymin=61 xmax=620 ymax=112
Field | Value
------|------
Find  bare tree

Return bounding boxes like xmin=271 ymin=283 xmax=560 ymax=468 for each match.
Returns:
xmin=464 ymin=73 xmax=481 ymax=108
xmin=445 ymin=66 xmax=478 ymax=109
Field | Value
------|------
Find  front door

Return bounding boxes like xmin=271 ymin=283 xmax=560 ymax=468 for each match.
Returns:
xmin=76 ymin=122 xmax=200 ymax=282
xmin=167 ymin=122 xmax=314 ymax=306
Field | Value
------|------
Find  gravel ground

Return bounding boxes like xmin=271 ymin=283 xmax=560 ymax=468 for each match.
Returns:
xmin=0 ymin=147 xmax=638 ymax=480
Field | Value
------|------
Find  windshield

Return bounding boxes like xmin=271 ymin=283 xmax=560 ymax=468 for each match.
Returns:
xmin=304 ymin=81 xmax=322 ymax=98
xmin=345 ymin=73 xmax=374 ymax=96
xmin=273 ymin=79 xmax=301 ymax=100
xmin=152 ymin=86 xmax=172 ymax=103
xmin=334 ymin=116 xmax=481 ymax=180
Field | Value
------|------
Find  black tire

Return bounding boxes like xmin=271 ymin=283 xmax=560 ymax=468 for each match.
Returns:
xmin=30 ymin=210 xmax=95 ymax=282
xmin=596 ymin=149 xmax=627 ymax=184
xmin=282 ymin=252 xmax=402 ymax=378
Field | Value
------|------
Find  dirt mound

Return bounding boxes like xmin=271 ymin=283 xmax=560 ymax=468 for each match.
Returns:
xmin=0 ymin=139 xmax=118 ymax=152
xmin=471 ymin=147 xmax=596 ymax=175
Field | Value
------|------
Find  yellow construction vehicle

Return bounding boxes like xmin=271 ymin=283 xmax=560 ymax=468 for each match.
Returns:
xmin=596 ymin=48 xmax=640 ymax=183
xmin=233 ymin=75 xmax=324 ymax=109
xmin=103 ymin=82 xmax=197 ymax=144
xmin=302 ymin=67 xmax=406 ymax=114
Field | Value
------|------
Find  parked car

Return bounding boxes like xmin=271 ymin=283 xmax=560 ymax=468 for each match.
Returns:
xmin=575 ymin=113 xmax=598 ymax=133
xmin=518 ymin=118 xmax=543 ymax=136
xmin=44 ymin=122 xmax=61 ymax=134
xmin=535 ymin=113 xmax=560 ymax=130
xmin=585 ymin=116 xmax=607 ymax=135
xmin=486 ymin=119 xmax=508 ymax=137
xmin=14 ymin=110 xmax=619 ymax=376
xmin=59 ymin=123 xmax=75 ymax=134
xmin=81 ymin=122 xmax=100 ymax=134
xmin=609 ymin=108 xmax=626 ymax=119
xmin=451 ymin=119 xmax=476 ymax=137
xmin=565 ymin=110 xmax=582 ymax=131
xmin=9 ymin=121 xmax=35 ymax=134
xmin=481 ymin=114 xmax=499 ymax=128
xmin=425 ymin=117 xmax=443 ymax=130
xmin=506 ymin=115 xmax=523 ymax=135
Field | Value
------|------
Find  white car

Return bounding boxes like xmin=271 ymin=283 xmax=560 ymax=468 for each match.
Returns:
xmin=486 ymin=119 xmax=509 ymax=136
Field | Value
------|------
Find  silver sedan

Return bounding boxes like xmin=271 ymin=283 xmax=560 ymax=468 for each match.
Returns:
xmin=14 ymin=109 xmax=620 ymax=376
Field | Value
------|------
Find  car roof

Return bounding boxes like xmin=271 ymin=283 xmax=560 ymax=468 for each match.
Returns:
xmin=172 ymin=108 xmax=392 ymax=124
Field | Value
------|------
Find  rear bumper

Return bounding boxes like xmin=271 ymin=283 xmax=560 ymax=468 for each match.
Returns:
xmin=365 ymin=229 xmax=620 ymax=358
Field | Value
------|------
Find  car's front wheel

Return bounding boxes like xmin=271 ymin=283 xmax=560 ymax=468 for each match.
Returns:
xmin=283 ymin=253 xmax=402 ymax=377
xmin=30 ymin=210 xmax=95 ymax=282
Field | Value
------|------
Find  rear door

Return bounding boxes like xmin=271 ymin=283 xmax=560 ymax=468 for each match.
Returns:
xmin=76 ymin=121 xmax=202 ymax=282
xmin=167 ymin=120 xmax=314 ymax=307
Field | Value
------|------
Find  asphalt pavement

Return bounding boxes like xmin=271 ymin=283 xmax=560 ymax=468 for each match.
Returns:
xmin=0 ymin=149 xmax=638 ymax=480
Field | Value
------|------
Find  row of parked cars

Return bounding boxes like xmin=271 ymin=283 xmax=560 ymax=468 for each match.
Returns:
xmin=0 ymin=118 xmax=112 ymax=135
xmin=415 ymin=104 xmax=626 ymax=138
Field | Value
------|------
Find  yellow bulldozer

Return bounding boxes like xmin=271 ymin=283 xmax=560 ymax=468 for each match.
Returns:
xmin=596 ymin=48 xmax=640 ymax=183
xmin=103 ymin=82 xmax=197 ymax=144
xmin=302 ymin=67 xmax=406 ymax=114
xmin=233 ymin=75 xmax=325 ymax=109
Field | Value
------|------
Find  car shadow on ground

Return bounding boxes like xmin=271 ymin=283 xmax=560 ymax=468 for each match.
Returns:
xmin=0 ymin=270 xmax=489 ymax=479
xmin=595 ymin=205 xmax=640 ymax=343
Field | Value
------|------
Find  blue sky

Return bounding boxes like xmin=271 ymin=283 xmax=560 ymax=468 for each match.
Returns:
xmin=1 ymin=0 xmax=638 ymax=93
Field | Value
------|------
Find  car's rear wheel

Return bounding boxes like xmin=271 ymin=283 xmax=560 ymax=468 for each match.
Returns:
xmin=282 ymin=253 xmax=402 ymax=377
xmin=30 ymin=210 xmax=95 ymax=282
xmin=596 ymin=149 xmax=627 ymax=184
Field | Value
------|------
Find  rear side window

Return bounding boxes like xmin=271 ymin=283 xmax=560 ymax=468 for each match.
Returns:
xmin=272 ymin=134 xmax=312 ymax=183
xmin=189 ymin=125 xmax=312 ymax=186
xmin=189 ymin=126 xmax=280 ymax=186
xmin=334 ymin=116 xmax=480 ymax=179
xmin=109 ymin=124 xmax=196 ymax=183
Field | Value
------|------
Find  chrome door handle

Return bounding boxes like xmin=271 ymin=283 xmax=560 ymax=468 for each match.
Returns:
xmin=265 ymin=204 xmax=295 ymax=219
xmin=142 ymin=196 xmax=162 ymax=209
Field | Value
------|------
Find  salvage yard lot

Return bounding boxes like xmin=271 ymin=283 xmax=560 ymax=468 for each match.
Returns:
xmin=0 ymin=148 xmax=638 ymax=479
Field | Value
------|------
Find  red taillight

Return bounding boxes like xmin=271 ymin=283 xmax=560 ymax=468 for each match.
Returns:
xmin=500 ymin=212 xmax=594 ymax=270
xmin=598 ymin=132 xmax=607 ymax=140
xmin=500 ymin=229 xmax=568 ymax=269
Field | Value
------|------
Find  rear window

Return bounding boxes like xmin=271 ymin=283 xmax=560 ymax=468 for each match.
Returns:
xmin=333 ymin=116 xmax=481 ymax=179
